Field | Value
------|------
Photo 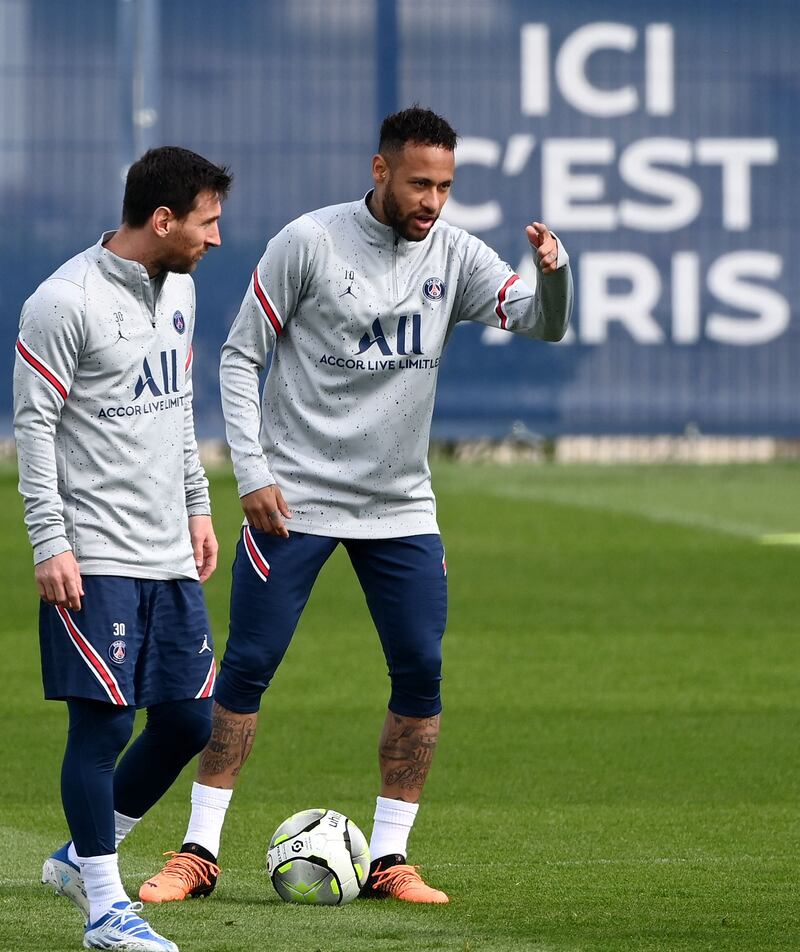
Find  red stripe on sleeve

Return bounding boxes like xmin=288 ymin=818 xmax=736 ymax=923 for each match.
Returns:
xmin=16 ymin=339 xmax=69 ymax=401
xmin=494 ymin=274 xmax=520 ymax=330
xmin=252 ymin=270 xmax=283 ymax=336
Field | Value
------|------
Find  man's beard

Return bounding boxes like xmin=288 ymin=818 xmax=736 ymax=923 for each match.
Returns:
xmin=154 ymin=248 xmax=200 ymax=275
xmin=382 ymin=184 xmax=435 ymax=242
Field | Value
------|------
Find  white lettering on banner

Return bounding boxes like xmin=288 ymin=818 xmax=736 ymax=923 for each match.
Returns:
xmin=695 ymin=139 xmax=779 ymax=231
xmin=543 ymin=139 xmax=617 ymax=230
xmin=706 ymin=252 xmax=789 ymax=345
xmin=449 ymin=136 xmax=779 ymax=234
xmin=618 ymin=139 xmax=700 ymax=231
xmin=446 ymin=138 xmax=502 ymax=231
xmin=520 ymin=24 xmax=548 ymax=117
xmin=480 ymin=250 xmax=788 ymax=347
xmin=521 ymin=23 xmax=674 ymax=117
xmin=645 ymin=25 xmax=674 ymax=116
xmin=463 ymin=21 xmax=790 ymax=347
xmin=580 ymin=254 xmax=664 ymax=344
xmin=671 ymin=253 xmax=700 ymax=344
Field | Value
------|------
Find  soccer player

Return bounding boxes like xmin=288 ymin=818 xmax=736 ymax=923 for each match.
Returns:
xmin=141 ymin=106 xmax=572 ymax=906
xmin=13 ymin=147 xmax=232 ymax=952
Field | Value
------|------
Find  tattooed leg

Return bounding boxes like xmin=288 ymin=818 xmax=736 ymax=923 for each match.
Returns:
xmin=378 ymin=711 xmax=440 ymax=802
xmin=197 ymin=702 xmax=258 ymax=789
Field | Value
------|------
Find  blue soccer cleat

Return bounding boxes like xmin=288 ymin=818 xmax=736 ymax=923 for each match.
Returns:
xmin=83 ymin=900 xmax=178 ymax=951
xmin=42 ymin=842 xmax=90 ymax=922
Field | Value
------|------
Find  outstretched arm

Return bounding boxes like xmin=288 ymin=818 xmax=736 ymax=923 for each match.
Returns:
xmin=455 ymin=220 xmax=573 ymax=341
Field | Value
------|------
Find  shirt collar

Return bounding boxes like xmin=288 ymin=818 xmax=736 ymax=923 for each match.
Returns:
xmin=355 ymin=191 xmax=439 ymax=254
xmin=92 ymin=230 xmax=153 ymax=285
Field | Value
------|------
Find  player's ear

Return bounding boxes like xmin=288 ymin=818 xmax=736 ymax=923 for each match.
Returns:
xmin=371 ymin=154 xmax=389 ymax=186
xmin=152 ymin=205 xmax=174 ymax=237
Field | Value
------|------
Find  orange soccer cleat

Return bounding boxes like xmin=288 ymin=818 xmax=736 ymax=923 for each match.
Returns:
xmin=139 ymin=845 xmax=220 ymax=903
xmin=364 ymin=855 xmax=449 ymax=904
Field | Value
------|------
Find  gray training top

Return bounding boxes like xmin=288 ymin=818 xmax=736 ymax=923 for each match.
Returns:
xmin=220 ymin=194 xmax=573 ymax=538
xmin=13 ymin=233 xmax=210 ymax=579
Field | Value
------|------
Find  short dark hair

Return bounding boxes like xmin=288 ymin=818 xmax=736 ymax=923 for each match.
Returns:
xmin=378 ymin=105 xmax=458 ymax=155
xmin=122 ymin=146 xmax=233 ymax=227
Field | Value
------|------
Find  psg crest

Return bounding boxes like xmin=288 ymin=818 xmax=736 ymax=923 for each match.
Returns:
xmin=423 ymin=277 xmax=445 ymax=302
xmin=172 ymin=310 xmax=186 ymax=334
xmin=108 ymin=640 xmax=127 ymax=664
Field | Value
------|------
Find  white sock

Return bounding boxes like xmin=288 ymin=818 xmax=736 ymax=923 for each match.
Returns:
xmin=67 ymin=842 xmax=79 ymax=866
xmin=77 ymin=852 xmax=129 ymax=924
xmin=114 ymin=811 xmax=141 ymax=849
xmin=369 ymin=796 xmax=419 ymax=862
xmin=183 ymin=782 xmax=233 ymax=858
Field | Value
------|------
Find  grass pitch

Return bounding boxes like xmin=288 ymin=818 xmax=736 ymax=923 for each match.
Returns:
xmin=0 ymin=461 xmax=798 ymax=951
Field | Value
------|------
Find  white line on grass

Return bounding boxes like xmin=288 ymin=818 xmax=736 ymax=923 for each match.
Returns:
xmin=759 ymin=533 xmax=800 ymax=546
xmin=486 ymin=486 xmax=793 ymax=543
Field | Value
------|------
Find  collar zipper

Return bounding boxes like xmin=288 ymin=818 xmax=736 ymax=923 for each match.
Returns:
xmin=392 ymin=235 xmax=399 ymax=300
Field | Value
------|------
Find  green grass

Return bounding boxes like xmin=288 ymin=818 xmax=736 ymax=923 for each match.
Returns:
xmin=0 ymin=461 xmax=798 ymax=951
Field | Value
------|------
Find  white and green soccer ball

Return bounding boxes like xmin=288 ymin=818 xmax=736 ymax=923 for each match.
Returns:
xmin=267 ymin=808 xmax=370 ymax=905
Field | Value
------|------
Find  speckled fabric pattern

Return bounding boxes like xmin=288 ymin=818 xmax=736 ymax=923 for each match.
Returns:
xmin=221 ymin=194 xmax=572 ymax=538
xmin=14 ymin=233 xmax=209 ymax=578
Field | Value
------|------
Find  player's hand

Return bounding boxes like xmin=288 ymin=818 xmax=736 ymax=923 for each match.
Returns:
xmin=241 ymin=484 xmax=292 ymax=538
xmin=526 ymin=221 xmax=559 ymax=274
xmin=189 ymin=514 xmax=219 ymax=583
xmin=35 ymin=550 xmax=84 ymax=611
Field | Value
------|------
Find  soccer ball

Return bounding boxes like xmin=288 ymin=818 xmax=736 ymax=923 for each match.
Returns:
xmin=267 ymin=808 xmax=370 ymax=905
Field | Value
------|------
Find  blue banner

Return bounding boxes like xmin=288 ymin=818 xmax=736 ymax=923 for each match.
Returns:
xmin=1 ymin=1 xmax=797 ymax=436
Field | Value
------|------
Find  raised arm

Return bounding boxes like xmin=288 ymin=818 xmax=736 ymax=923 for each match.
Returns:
xmin=456 ymin=222 xmax=573 ymax=341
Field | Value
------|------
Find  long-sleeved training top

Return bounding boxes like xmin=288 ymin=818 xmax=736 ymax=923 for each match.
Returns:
xmin=13 ymin=232 xmax=210 ymax=579
xmin=221 ymin=193 xmax=573 ymax=538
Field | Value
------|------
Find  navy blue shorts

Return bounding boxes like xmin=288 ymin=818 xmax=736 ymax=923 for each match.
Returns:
xmin=216 ymin=529 xmax=448 ymax=718
xmin=39 ymin=576 xmax=216 ymax=708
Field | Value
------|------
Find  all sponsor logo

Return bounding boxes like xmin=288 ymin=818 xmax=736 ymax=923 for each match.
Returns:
xmin=356 ymin=315 xmax=423 ymax=357
xmin=134 ymin=350 xmax=180 ymax=399
xmin=97 ymin=351 xmax=186 ymax=418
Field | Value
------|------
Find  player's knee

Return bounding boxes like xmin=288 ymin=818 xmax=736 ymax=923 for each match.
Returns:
xmin=145 ymin=698 xmax=213 ymax=755
xmin=395 ymin=642 xmax=442 ymax=684
xmin=106 ymin=708 xmax=138 ymax=753
xmin=172 ymin=699 xmax=213 ymax=754
xmin=388 ymin=683 xmax=442 ymax=718
xmin=388 ymin=649 xmax=443 ymax=717
xmin=67 ymin=699 xmax=137 ymax=758
xmin=215 ymin=652 xmax=281 ymax=712
xmin=214 ymin=670 xmax=269 ymax=714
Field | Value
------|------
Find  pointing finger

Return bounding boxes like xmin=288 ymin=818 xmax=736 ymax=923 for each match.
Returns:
xmin=525 ymin=224 xmax=542 ymax=248
xmin=532 ymin=221 xmax=551 ymax=240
